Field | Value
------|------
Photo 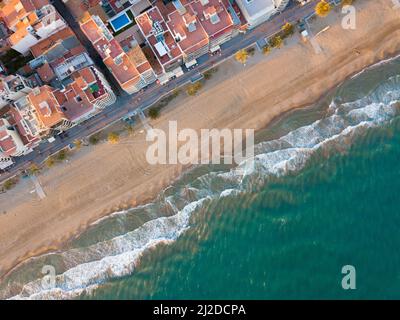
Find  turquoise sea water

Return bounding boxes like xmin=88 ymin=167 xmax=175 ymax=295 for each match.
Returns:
xmin=2 ymin=56 xmax=400 ymax=299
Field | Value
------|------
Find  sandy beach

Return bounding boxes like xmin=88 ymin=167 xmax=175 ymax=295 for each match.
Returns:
xmin=0 ymin=0 xmax=399 ymax=279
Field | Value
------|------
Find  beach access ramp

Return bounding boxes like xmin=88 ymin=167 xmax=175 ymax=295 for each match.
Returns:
xmin=31 ymin=175 xmax=46 ymax=200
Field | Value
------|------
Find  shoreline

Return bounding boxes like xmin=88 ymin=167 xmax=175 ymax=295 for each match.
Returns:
xmin=1 ymin=0 xmax=399 ymax=284
xmin=0 ymin=51 xmax=395 ymax=284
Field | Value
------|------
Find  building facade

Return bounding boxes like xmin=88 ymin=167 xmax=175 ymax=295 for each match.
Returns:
xmin=0 ymin=74 xmax=35 ymax=109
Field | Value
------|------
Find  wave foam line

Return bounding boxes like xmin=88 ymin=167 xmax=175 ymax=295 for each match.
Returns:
xmin=6 ymin=71 xmax=400 ymax=300
xmin=9 ymin=197 xmax=211 ymax=300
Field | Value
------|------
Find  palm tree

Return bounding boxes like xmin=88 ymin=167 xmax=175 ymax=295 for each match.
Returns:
xmin=186 ymin=82 xmax=203 ymax=96
xmin=148 ymin=107 xmax=160 ymax=119
xmin=262 ymin=46 xmax=271 ymax=55
xmin=89 ymin=135 xmax=100 ymax=145
xmin=270 ymin=36 xmax=283 ymax=49
xmin=56 ymin=149 xmax=68 ymax=161
xmin=3 ymin=179 xmax=16 ymax=190
xmin=28 ymin=163 xmax=40 ymax=176
xmin=235 ymin=49 xmax=249 ymax=65
xmin=281 ymin=22 xmax=294 ymax=37
xmin=108 ymin=132 xmax=120 ymax=144
xmin=45 ymin=157 xmax=55 ymax=168
xmin=74 ymin=139 xmax=82 ymax=149
xmin=315 ymin=0 xmax=332 ymax=17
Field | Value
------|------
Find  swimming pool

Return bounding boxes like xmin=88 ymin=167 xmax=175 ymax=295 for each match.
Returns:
xmin=109 ymin=12 xmax=132 ymax=32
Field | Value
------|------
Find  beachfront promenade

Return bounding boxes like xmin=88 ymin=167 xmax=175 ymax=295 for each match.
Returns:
xmin=0 ymin=0 xmax=318 ymax=184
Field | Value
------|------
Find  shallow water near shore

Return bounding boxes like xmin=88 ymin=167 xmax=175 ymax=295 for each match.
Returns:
xmin=2 ymin=56 xmax=400 ymax=299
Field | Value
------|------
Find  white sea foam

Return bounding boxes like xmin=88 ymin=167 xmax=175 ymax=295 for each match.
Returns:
xmin=9 ymin=197 xmax=211 ymax=300
xmin=220 ymin=189 xmax=240 ymax=198
xmin=5 ymin=71 xmax=400 ymax=300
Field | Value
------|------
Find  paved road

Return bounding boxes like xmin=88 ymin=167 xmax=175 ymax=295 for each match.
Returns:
xmin=0 ymin=0 xmax=318 ymax=183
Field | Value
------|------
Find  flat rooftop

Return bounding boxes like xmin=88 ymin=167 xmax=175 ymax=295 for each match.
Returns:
xmin=166 ymin=4 xmax=209 ymax=54
xmin=190 ymin=0 xmax=234 ymax=38
xmin=136 ymin=6 xmax=183 ymax=67
xmin=236 ymin=0 xmax=275 ymax=19
xmin=81 ymin=15 xmax=143 ymax=87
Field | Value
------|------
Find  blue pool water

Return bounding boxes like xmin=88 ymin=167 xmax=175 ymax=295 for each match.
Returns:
xmin=110 ymin=13 xmax=131 ymax=32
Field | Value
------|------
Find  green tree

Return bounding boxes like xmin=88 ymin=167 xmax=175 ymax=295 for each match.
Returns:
xmin=56 ymin=149 xmax=68 ymax=161
xmin=246 ymin=47 xmax=255 ymax=56
xmin=262 ymin=46 xmax=271 ymax=55
xmin=270 ymin=36 xmax=283 ymax=49
xmin=203 ymin=67 xmax=218 ymax=80
xmin=89 ymin=135 xmax=100 ymax=145
xmin=28 ymin=163 xmax=40 ymax=176
xmin=148 ymin=107 xmax=160 ymax=119
xmin=45 ymin=157 xmax=55 ymax=168
xmin=3 ymin=179 xmax=16 ymax=190
xmin=203 ymin=70 xmax=213 ymax=80
xmin=186 ymin=82 xmax=203 ymax=96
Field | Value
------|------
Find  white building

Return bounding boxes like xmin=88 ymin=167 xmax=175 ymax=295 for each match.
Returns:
xmin=235 ymin=0 xmax=290 ymax=28
xmin=0 ymin=118 xmax=28 ymax=157
xmin=0 ymin=74 xmax=35 ymax=109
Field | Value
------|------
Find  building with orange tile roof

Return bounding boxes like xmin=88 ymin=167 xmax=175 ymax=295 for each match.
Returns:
xmin=190 ymin=0 xmax=235 ymax=47
xmin=29 ymin=27 xmax=76 ymax=59
xmin=0 ymin=100 xmax=41 ymax=154
xmin=26 ymin=64 xmax=116 ymax=134
xmin=136 ymin=0 xmax=236 ymax=72
xmin=80 ymin=14 xmax=156 ymax=94
xmin=27 ymin=85 xmax=73 ymax=134
xmin=0 ymin=0 xmax=67 ymax=54
xmin=26 ymin=26 xmax=117 ymax=121
xmin=0 ymin=118 xmax=26 ymax=157
xmin=0 ymin=97 xmax=42 ymax=169
xmin=166 ymin=3 xmax=209 ymax=62
xmin=36 ymin=62 xmax=55 ymax=83
xmin=60 ymin=66 xmax=116 ymax=122
xmin=136 ymin=5 xmax=183 ymax=73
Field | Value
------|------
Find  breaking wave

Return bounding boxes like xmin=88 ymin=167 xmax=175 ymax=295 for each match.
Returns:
xmin=3 ymin=73 xmax=400 ymax=300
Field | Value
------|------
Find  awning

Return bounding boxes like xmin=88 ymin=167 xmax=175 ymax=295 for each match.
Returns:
xmin=158 ymin=73 xmax=170 ymax=85
xmin=210 ymin=45 xmax=221 ymax=53
xmin=0 ymin=157 xmax=13 ymax=170
xmin=172 ymin=67 xmax=184 ymax=77
xmin=185 ymin=59 xmax=197 ymax=68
